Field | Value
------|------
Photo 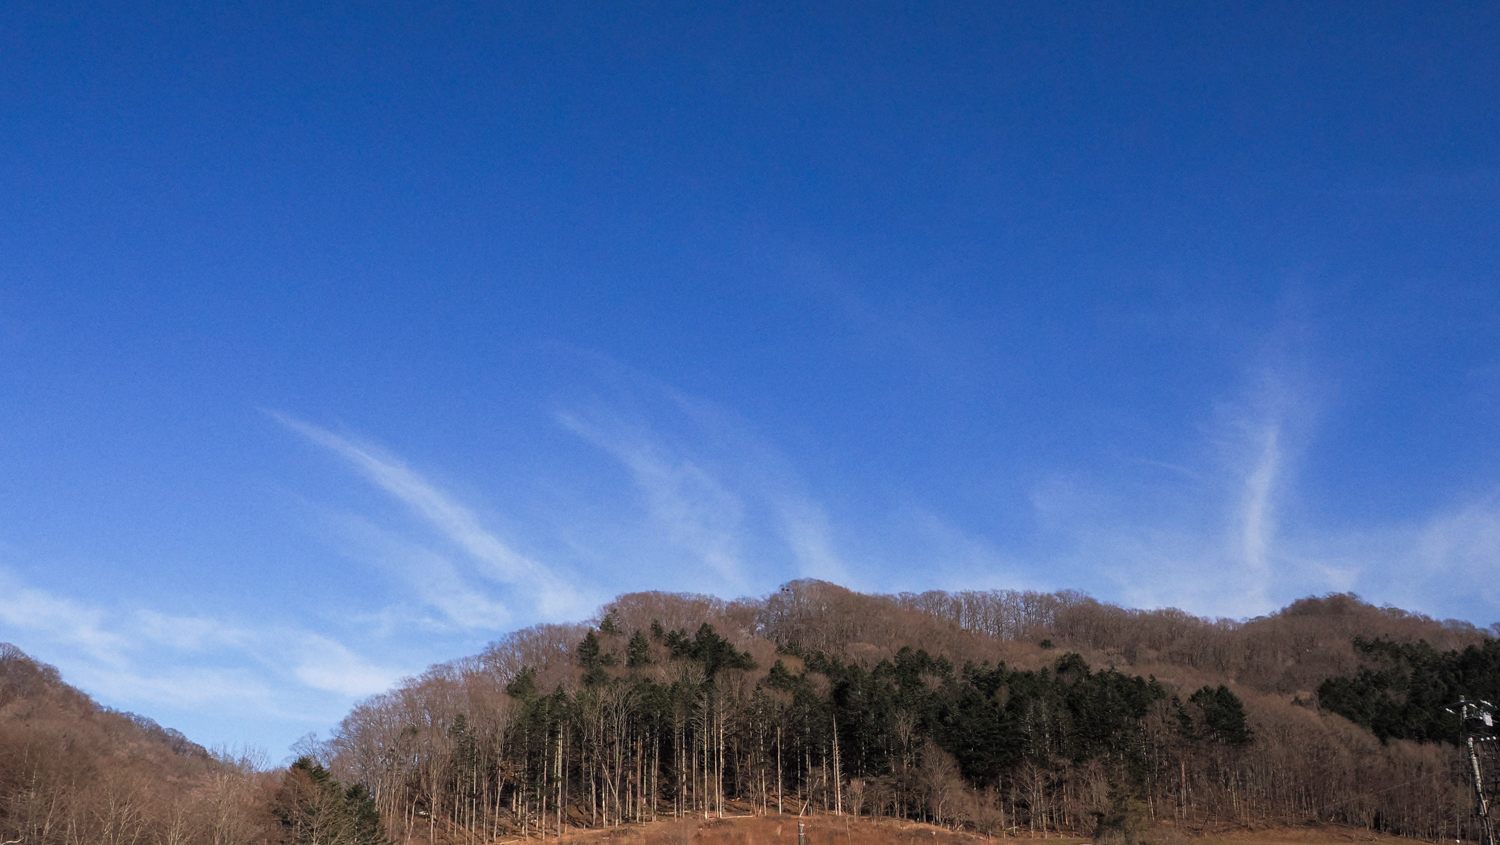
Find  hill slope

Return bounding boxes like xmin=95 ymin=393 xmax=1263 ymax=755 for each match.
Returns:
xmin=549 ymin=814 xmax=1424 ymax=845
xmin=2 ymin=643 xmax=397 ymax=844
xmin=0 ymin=643 xmax=280 ymax=844
xmin=320 ymin=581 xmax=1499 ymax=844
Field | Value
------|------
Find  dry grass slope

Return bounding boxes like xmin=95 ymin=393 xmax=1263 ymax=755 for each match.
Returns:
xmin=547 ymin=814 xmax=1002 ymax=845
xmin=539 ymin=815 xmax=1428 ymax=845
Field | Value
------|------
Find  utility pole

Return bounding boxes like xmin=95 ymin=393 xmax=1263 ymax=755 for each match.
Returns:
xmin=1449 ymin=699 xmax=1498 ymax=845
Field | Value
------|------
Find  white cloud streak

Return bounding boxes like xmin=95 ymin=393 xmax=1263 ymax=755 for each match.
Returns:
xmin=270 ymin=412 xmax=587 ymax=621
xmin=291 ymin=634 xmax=404 ymax=697
xmin=555 ymin=379 xmax=857 ymax=594
xmin=1298 ymin=498 xmax=1500 ymax=621
xmin=776 ymin=500 xmax=853 ymax=585
xmin=1235 ymin=420 xmax=1281 ymax=612
xmin=1008 ymin=359 xmax=1500 ymax=626
xmin=324 ymin=511 xmax=517 ymax=631
xmin=0 ymin=566 xmax=401 ymax=721
xmin=558 ymin=411 xmax=749 ymax=588
xmin=0 ymin=567 xmax=131 ymax=665
xmin=1003 ymin=368 xmax=1312 ymax=618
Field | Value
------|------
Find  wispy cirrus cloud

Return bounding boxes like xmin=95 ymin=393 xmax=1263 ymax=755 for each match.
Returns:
xmin=1005 ymin=353 xmax=1500 ymax=625
xmin=131 ymin=609 xmax=405 ymax=701
xmin=269 ymin=412 xmax=590 ymax=621
xmin=552 ymin=364 xmax=853 ymax=593
xmin=557 ymin=411 xmax=750 ymax=589
xmin=323 ymin=510 xmax=517 ymax=632
xmin=545 ymin=347 xmax=1500 ymax=626
xmin=775 ymin=499 xmax=852 ymax=585
xmin=1019 ymin=366 xmax=1311 ymax=618
xmin=291 ymin=633 xmax=406 ymax=698
xmin=1215 ymin=364 xmax=1305 ymax=614
xmin=1236 ymin=420 xmax=1281 ymax=612
xmin=0 ymin=567 xmax=131 ymax=665
xmin=0 ymin=565 xmax=403 ymax=734
xmin=1294 ymin=497 xmax=1500 ymax=622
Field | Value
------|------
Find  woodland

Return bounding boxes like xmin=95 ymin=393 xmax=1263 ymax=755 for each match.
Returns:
xmin=3 ymin=580 xmax=1499 ymax=845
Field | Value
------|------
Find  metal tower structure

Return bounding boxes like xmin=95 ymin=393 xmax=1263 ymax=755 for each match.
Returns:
xmin=1450 ymin=699 xmax=1498 ymax=845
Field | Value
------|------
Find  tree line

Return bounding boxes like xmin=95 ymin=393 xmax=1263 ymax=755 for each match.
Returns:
xmin=5 ymin=581 xmax=1500 ymax=844
xmin=319 ymin=582 xmax=1497 ymax=843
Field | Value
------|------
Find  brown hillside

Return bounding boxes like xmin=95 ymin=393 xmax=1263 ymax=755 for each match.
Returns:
xmin=0 ymin=643 xmax=275 ymax=844
xmin=329 ymin=581 xmax=1494 ymax=845
xmin=548 ymin=813 xmax=1008 ymax=844
xmin=522 ymin=815 xmax=1423 ymax=845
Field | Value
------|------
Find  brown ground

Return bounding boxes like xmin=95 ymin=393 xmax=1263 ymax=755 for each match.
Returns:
xmin=540 ymin=813 xmax=997 ymax=844
xmin=1192 ymin=830 xmax=1423 ymax=845
xmin=501 ymin=815 xmax=1424 ymax=845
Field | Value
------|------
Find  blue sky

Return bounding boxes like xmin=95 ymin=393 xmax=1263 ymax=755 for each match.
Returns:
xmin=2 ymin=2 xmax=1498 ymax=757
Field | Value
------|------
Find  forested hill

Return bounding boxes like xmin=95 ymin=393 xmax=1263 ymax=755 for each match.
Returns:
xmin=5 ymin=586 xmax=1498 ymax=845
xmin=319 ymin=581 xmax=1500 ymax=845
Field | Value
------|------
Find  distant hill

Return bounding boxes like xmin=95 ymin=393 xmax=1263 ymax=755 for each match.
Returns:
xmin=0 ymin=643 xmax=384 ymax=845
xmin=319 ymin=581 xmax=1499 ymax=844
xmin=0 ymin=640 xmax=213 ymax=760
xmin=0 ymin=643 xmax=257 ymax=843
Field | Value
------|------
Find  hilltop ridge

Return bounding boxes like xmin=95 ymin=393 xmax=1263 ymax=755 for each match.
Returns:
xmin=320 ymin=581 xmax=1498 ymax=844
xmin=4 ymin=583 xmax=1496 ymax=845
